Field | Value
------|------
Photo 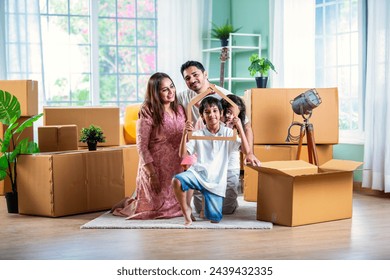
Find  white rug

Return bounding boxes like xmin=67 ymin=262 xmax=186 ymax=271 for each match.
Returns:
xmin=81 ymin=196 xmax=272 ymax=229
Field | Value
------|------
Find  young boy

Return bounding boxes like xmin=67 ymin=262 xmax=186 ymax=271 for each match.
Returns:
xmin=172 ymin=96 xmax=250 ymax=226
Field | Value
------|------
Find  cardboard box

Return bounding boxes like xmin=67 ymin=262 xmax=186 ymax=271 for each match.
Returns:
xmin=38 ymin=125 xmax=78 ymax=152
xmin=43 ymin=107 xmax=120 ymax=147
xmin=0 ymin=80 xmax=38 ymax=116
xmin=243 ymin=144 xmax=333 ymax=201
xmin=0 ymin=117 xmax=34 ymax=195
xmin=123 ymin=144 xmax=139 ymax=197
xmin=17 ymin=147 xmax=129 ymax=217
xmin=244 ymin=88 xmax=339 ymax=144
xmin=249 ymin=159 xmax=362 ymax=226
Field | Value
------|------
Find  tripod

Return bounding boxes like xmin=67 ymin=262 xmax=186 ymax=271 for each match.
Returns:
xmin=286 ymin=114 xmax=319 ymax=166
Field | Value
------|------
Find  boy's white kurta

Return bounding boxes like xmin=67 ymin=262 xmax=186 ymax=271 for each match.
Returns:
xmin=186 ymin=124 xmax=241 ymax=197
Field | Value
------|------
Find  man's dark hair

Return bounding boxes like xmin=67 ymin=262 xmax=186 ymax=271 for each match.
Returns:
xmin=180 ymin=60 xmax=206 ymax=76
xmin=199 ymin=96 xmax=222 ymax=115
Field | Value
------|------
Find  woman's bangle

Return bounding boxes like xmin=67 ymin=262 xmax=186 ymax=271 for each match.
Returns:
xmin=148 ymin=172 xmax=157 ymax=179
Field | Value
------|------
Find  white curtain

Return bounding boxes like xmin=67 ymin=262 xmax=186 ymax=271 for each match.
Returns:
xmin=157 ymin=0 xmax=211 ymax=92
xmin=362 ymin=0 xmax=390 ymax=192
xmin=269 ymin=0 xmax=315 ymax=88
xmin=0 ymin=0 xmax=45 ymax=100
xmin=0 ymin=0 xmax=45 ymax=134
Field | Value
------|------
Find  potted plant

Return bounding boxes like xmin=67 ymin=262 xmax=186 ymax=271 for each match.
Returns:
xmin=79 ymin=124 xmax=106 ymax=151
xmin=211 ymin=20 xmax=242 ymax=47
xmin=248 ymin=53 xmax=277 ymax=88
xmin=0 ymin=90 xmax=43 ymax=213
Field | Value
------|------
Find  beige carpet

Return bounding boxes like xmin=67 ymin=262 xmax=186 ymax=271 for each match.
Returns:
xmin=80 ymin=196 xmax=272 ymax=229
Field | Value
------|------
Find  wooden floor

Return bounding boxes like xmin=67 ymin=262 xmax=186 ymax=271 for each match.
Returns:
xmin=1 ymin=192 xmax=390 ymax=260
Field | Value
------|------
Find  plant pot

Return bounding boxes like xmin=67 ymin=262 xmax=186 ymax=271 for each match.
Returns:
xmin=87 ymin=142 xmax=97 ymax=151
xmin=220 ymin=39 xmax=228 ymax=47
xmin=5 ymin=192 xmax=18 ymax=213
xmin=255 ymin=77 xmax=268 ymax=88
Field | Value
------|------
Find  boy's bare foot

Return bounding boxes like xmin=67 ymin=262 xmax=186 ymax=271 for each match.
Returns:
xmin=184 ymin=207 xmax=193 ymax=226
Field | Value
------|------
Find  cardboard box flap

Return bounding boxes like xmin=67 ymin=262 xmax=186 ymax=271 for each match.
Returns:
xmin=319 ymin=159 xmax=363 ymax=172
xmin=251 ymin=160 xmax=318 ymax=176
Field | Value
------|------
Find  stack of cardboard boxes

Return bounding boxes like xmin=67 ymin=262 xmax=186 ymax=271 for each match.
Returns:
xmin=243 ymin=88 xmax=361 ymax=226
xmin=0 ymin=80 xmax=139 ymax=217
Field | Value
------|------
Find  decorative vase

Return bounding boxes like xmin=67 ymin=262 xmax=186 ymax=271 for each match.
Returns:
xmin=255 ymin=77 xmax=268 ymax=88
xmin=87 ymin=142 xmax=97 ymax=151
xmin=5 ymin=192 xmax=18 ymax=213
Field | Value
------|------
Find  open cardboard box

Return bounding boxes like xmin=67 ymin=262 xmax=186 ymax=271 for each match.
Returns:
xmin=243 ymin=144 xmax=333 ymax=202
xmin=249 ymin=159 xmax=362 ymax=226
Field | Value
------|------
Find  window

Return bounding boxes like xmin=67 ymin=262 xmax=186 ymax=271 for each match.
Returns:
xmin=39 ymin=0 xmax=157 ymax=116
xmin=315 ymin=0 xmax=364 ymax=143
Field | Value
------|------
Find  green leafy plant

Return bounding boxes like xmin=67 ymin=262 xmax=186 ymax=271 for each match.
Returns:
xmin=211 ymin=20 xmax=242 ymax=40
xmin=79 ymin=124 xmax=106 ymax=145
xmin=248 ymin=53 xmax=277 ymax=77
xmin=0 ymin=90 xmax=43 ymax=194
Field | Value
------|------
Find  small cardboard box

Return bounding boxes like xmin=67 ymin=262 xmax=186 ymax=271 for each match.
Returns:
xmin=17 ymin=147 xmax=128 ymax=217
xmin=250 ymin=159 xmax=362 ymax=226
xmin=244 ymin=88 xmax=339 ymax=144
xmin=243 ymin=144 xmax=333 ymax=202
xmin=0 ymin=80 xmax=38 ymax=116
xmin=43 ymin=106 xmax=120 ymax=147
xmin=38 ymin=125 xmax=78 ymax=152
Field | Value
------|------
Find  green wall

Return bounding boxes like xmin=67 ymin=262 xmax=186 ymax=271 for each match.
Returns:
xmin=209 ymin=0 xmax=269 ymax=96
xmin=333 ymin=144 xmax=364 ymax=181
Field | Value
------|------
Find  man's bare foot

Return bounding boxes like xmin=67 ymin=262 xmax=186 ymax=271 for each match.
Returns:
xmin=184 ymin=207 xmax=193 ymax=226
xmin=210 ymin=220 xmax=220 ymax=224
xmin=199 ymin=210 xmax=205 ymax=219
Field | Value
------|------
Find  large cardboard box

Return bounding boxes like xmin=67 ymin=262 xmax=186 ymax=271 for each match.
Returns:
xmin=123 ymin=144 xmax=139 ymax=197
xmin=17 ymin=147 xmax=129 ymax=217
xmin=0 ymin=80 xmax=38 ymax=116
xmin=250 ymin=159 xmax=362 ymax=226
xmin=0 ymin=117 xmax=34 ymax=195
xmin=243 ymin=144 xmax=333 ymax=201
xmin=38 ymin=125 xmax=78 ymax=152
xmin=244 ymin=88 xmax=339 ymax=144
xmin=43 ymin=107 xmax=120 ymax=147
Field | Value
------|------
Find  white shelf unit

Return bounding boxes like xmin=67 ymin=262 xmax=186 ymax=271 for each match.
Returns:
xmin=202 ymin=33 xmax=262 ymax=92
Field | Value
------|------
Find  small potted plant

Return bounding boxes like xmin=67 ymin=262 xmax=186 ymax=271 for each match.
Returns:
xmin=0 ymin=90 xmax=43 ymax=213
xmin=79 ymin=124 xmax=106 ymax=151
xmin=211 ymin=20 xmax=242 ymax=47
xmin=248 ymin=53 xmax=277 ymax=88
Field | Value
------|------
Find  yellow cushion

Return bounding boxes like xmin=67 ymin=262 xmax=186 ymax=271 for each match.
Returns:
xmin=123 ymin=104 xmax=141 ymax=144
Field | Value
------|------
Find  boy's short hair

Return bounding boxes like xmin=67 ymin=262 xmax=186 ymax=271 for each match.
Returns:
xmin=199 ymin=96 xmax=223 ymax=115
xmin=180 ymin=60 xmax=206 ymax=76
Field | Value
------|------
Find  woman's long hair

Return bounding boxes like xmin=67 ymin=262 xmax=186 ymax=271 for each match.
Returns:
xmin=140 ymin=72 xmax=179 ymax=127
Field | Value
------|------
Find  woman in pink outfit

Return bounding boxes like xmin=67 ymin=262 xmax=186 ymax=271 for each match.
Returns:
xmin=111 ymin=72 xmax=185 ymax=219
